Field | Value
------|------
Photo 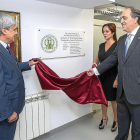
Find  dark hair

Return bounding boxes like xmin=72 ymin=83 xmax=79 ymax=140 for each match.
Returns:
xmin=126 ymin=6 xmax=140 ymax=25
xmin=102 ymin=23 xmax=117 ymax=42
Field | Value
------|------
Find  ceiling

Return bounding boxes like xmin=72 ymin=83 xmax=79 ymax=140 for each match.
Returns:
xmin=94 ymin=0 xmax=140 ymax=23
xmin=37 ymin=0 xmax=140 ymax=23
xmin=37 ymin=0 xmax=140 ymax=9
xmin=94 ymin=3 xmax=125 ymax=22
xmin=37 ymin=0 xmax=115 ymax=9
xmin=115 ymin=0 xmax=140 ymax=9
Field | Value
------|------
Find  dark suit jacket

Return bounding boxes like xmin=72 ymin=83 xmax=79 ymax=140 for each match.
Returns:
xmin=0 ymin=43 xmax=31 ymax=121
xmin=97 ymin=27 xmax=140 ymax=105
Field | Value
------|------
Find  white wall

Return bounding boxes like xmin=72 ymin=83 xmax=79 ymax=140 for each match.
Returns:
xmin=0 ymin=0 xmax=94 ymax=130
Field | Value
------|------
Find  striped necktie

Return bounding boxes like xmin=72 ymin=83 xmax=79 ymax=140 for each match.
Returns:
xmin=124 ymin=34 xmax=132 ymax=58
xmin=6 ymin=45 xmax=18 ymax=64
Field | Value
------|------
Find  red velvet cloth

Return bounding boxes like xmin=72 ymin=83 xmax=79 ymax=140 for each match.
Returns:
xmin=33 ymin=59 xmax=107 ymax=106
xmin=10 ymin=42 xmax=15 ymax=56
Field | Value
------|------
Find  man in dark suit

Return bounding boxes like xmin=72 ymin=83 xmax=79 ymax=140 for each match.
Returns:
xmin=0 ymin=13 xmax=38 ymax=140
xmin=87 ymin=6 xmax=140 ymax=140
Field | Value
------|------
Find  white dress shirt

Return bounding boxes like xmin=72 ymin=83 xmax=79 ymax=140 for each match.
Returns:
xmin=0 ymin=40 xmax=8 ymax=49
xmin=93 ymin=25 xmax=140 ymax=75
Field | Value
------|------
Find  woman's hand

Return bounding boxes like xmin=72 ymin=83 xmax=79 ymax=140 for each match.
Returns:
xmin=113 ymin=79 xmax=118 ymax=88
xmin=93 ymin=62 xmax=97 ymax=66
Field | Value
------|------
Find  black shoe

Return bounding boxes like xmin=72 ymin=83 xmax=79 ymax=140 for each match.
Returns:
xmin=111 ymin=121 xmax=117 ymax=132
xmin=99 ymin=117 xmax=108 ymax=129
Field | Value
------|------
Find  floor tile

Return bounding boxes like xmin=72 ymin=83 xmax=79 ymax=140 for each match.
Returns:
xmin=33 ymin=106 xmax=131 ymax=140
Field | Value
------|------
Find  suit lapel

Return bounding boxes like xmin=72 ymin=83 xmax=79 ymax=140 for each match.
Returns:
xmin=121 ymin=35 xmax=127 ymax=63
xmin=123 ymin=28 xmax=140 ymax=64
xmin=0 ymin=43 xmax=21 ymax=74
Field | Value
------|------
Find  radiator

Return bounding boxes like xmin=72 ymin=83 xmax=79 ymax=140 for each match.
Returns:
xmin=14 ymin=92 xmax=50 ymax=140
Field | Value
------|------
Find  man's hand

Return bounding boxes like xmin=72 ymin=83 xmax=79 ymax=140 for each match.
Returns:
xmin=86 ymin=68 xmax=95 ymax=76
xmin=7 ymin=111 xmax=18 ymax=123
xmin=29 ymin=60 xmax=38 ymax=66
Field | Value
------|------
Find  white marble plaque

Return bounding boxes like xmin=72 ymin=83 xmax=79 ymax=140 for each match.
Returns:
xmin=37 ymin=29 xmax=85 ymax=59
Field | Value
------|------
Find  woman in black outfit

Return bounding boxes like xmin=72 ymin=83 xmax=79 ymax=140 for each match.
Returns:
xmin=93 ymin=23 xmax=118 ymax=132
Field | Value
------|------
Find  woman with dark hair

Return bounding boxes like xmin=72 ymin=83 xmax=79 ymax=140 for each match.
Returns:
xmin=93 ymin=23 xmax=118 ymax=132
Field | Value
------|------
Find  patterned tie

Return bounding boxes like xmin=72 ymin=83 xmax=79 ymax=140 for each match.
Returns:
xmin=6 ymin=45 xmax=18 ymax=64
xmin=124 ymin=34 xmax=132 ymax=58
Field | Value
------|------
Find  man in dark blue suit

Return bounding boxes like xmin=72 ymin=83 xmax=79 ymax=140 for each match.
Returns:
xmin=0 ymin=13 xmax=38 ymax=140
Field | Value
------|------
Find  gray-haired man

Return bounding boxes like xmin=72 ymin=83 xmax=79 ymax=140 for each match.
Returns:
xmin=0 ymin=13 xmax=37 ymax=140
xmin=87 ymin=6 xmax=140 ymax=140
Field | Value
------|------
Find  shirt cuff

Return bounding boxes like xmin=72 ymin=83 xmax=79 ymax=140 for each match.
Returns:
xmin=93 ymin=67 xmax=100 ymax=76
xmin=29 ymin=62 xmax=31 ymax=67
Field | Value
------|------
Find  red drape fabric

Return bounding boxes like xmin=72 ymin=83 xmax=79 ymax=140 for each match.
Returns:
xmin=33 ymin=59 xmax=107 ymax=106
xmin=10 ymin=42 xmax=15 ymax=56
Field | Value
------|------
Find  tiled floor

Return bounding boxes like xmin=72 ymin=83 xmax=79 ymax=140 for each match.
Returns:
xmin=33 ymin=106 xmax=131 ymax=140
